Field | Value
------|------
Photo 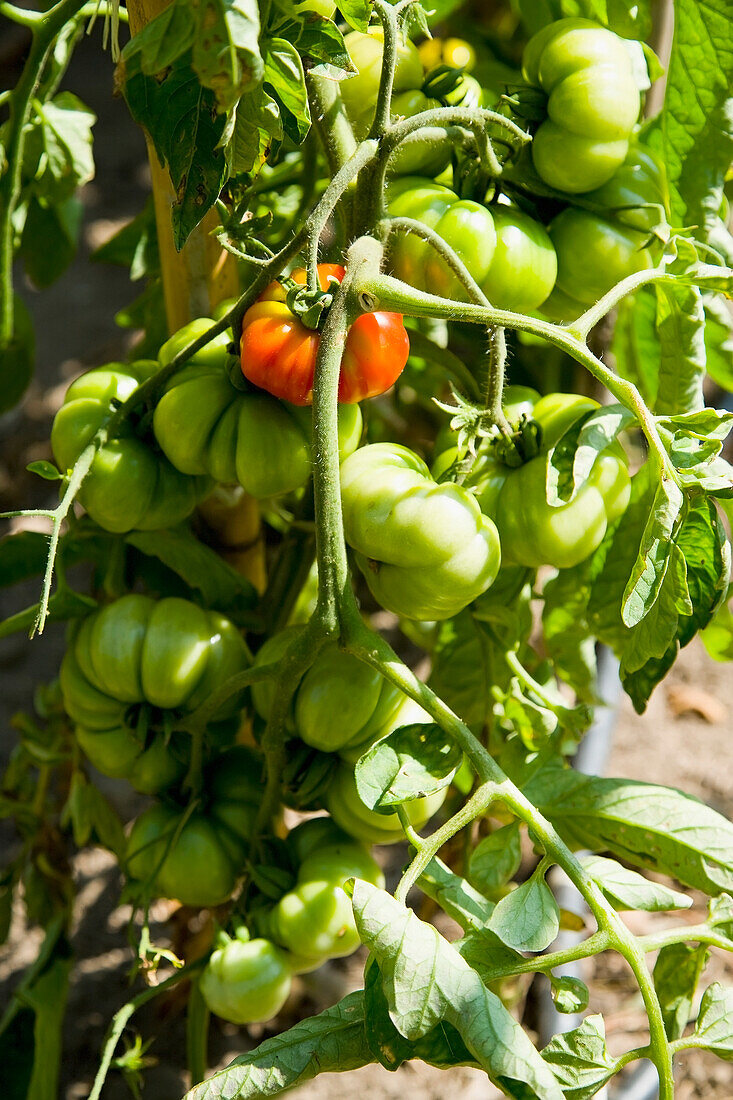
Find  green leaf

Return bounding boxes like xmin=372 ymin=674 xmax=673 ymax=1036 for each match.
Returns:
xmin=286 ymin=18 xmax=355 ymax=79
xmin=654 ymin=282 xmax=705 ymax=416
xmin=418 ymin=856 xmax=495 ymax=932
xmin=355 ymin=722 xmax=462 ymax=811
xmin=487 ymin=863 xmax=560 ymax=953
xmin=610 ymin=288 xmax=660 ymax=414
xmin=186 ymin=994 xmax=371 ymax=1098
xmin=122 ymin=0 xmax=196 ymax=72
xmin=264 ymin=39 xmax=310 ymax=144
xmin=703 ymin=296 xmax=733 ymax=392
xmin=337 ymin=0 xmax=372 ymax=32
xmin=621 ymin=477 xmax=685 ymax=628
xmin=701 ymin=591 xmax=733 ymax=662
xmin=550 ymin=976 xmax=589 ymax=1015
xmin=126 ymin=527 xmax=256 ymax=618
xmin=541 ymin=1015 xmax=618 ymax=1100
xmin=621 ymin=541 xmax=690 ymax=674
xmin=546 ymin=404 xmax=635 ymax=506
xmin=0 ymin=532 xmax=51 ymax=586
xmin=26 ymin=460 xmax=62 ymax=482
xmin=692 ymin=983 xmax=733 ymax=1061
xmin=647 ymin=0 xmax=733 ymax=245
xmin=525 ymin=766 xmax=733 ymax=895
xmin=190 ymin=0 xmax=263 ymax=112
xmin=0 ymin=294 xmax=35 ymax=414
xmin=456 ymin=928 xmax=527 ymax=982
xmin=23 ymin=955 xmax=72 ymax=1100
xmin=0 ymin=588 xmax=97 ymax=641
xmin=541 ymin=567 xmax=596 ymax=700
xmin=223 ymin=83 xmax=283 ymax=176
xmin=469 ymin=823 xmax=522 ymax=895
xmin=364 ymin=960 xmax=475 ymax=1072
xmin=121 ymin=50 xmax=227 ymax=249
xmin=580 ymin=855 xmax=691 ymax=912
xmin=30 ymin=91 xmax=95 ymax=203
xmin=20 ymin=196 xmax=82 ymax=289
xmin=429 ymin=610 xmax=509 ymax=728
xmin=653 ymin=943 xmax=709 ymax=1040
xmin=351 ymin=880 xmax=564 ymax=1099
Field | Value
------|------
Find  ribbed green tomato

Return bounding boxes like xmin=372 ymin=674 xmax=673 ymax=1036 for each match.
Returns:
xmin=388 ymin=180 xmax=556 ymax=311
xmin=269 ymin=837 xmax=384 ymax=966
xmin=546 ymin=206 xmax=653 ymax=315
xmin=326 ymin=761 xmax=447 ymax=845
xmin=481 ymin=205 xmax=557 ymax=312
xmin=469 ymin=391 xmax=631 ymax=569
xmin=61 ymin=595 xmax=249 ymax=792
xmin=153 ymin=319 xmax=363 ymax=499
xmin=127 ymin=804 xmax=237 ymax=907
xmin=340 ymin=27 xmax=424 ymax=140
xmin=340 ymin=442 xmax=501 ymax=621
xmin=523 ymin=18 xmax=642 ymax=193
xmin=583 ymin=146 xmax=666 ymax=233
xmin=294 ymin=648 xmax=404 ymax=756
xmin=51 ymin=362 xmax=207 ymax=533
xmin=200 ymin=931 xmax=292 ymax=1025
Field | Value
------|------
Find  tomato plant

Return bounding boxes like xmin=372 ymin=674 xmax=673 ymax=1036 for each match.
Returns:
xmin=2 ymin=0 xmax=733 ymax=1098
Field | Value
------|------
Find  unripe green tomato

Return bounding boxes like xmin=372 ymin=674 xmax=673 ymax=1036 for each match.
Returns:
xmin=154 ymin=322 xmax=363 ymax=500
xmin=286 ymin=817 xmax=354 ymax=865
xmin=523 ymin=18 xmax=641 ymax=193
xmin=582 ymin=146 xmax=666 ymax=232
xmin=481 ymin=205 xmax=557 ymax=312
xmin=270 ymin=842 xmax=383 ymax=963
xmin=443 ymin=73 xmax=483 ymax=109
xmin=470 ymin=392 xmax=631 ymax=569
xmin=549 ymin=207 xmax=653 ymax=308
xmin=200 ymin=935 xmax=292 ymax=1025
xmin=127 ymin=805 xmax=239 ymax=907
xmin=75 ymin=724 xmax=187 ymax=794
xmin=51 ymin=363 xmax=206 ymax=534
xmin=326 ymin=762 xmax=447 ymax=845
xmin=340 ymin=442 xmax=501 ymax=621
xmin=206 ymin=746 xmax=265 ymax=863
xmin=340 ymin=28 xmax=424 ymax=140
xmin=294 ymin=647 xmax=404 ymax=754
xmin=251 ymin=626 xmax=303 ymax=721
xmin=388 ymin=178 xmax=497 ymax=298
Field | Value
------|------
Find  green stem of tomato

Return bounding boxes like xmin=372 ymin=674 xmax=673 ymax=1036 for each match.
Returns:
xmin=369 ymin=0 xmax=400 ymax=140
xmin=485 ymin=327 xmax=512 ymax=435
xmin=351 ymin=262 xmax=679 ymax=487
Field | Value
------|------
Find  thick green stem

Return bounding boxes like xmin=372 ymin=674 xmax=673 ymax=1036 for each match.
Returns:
xmin=368 ymin=0 xmax=400 ymax=139
xmin=485 ymin=327 xmax=511 ymax=434
xmin=0 ymin=0 xmax=89 ymax=344
xmin=352 ymin=266 xmax=679 ymax=485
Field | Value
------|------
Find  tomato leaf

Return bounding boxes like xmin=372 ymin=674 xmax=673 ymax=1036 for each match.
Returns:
xmin=546 ymin=403 xmax=635 ymax=507
xmin=621 ymin=476 xmax=685 ymax=628
xmin=703 ymin=295 xmax=733 ymax=392
xmin=351 ymin=880 xmax=564 ymax=1099
xmin=121 ymin=50 xmax=228 ymax=249
xmin=125 ymin=527 xmax=257 ymax=618
xmin=611 ymin=287 xmax=661 ymax=407
xmin=524 ymin=766 xmax=733 ymax=895
xmin=653 ymin=943 xmax=709 ymax=1040
xmin=20 ymin=196 xmax=82 ymax=289
xmin=647 ymin=0 xmax=733 ymax=246
xmin=223 ymin=83 xmax=283 ymax=176
xmin=469 ymin=823 xmax=522 ymax=895
xmin=0 ymin=294 xmax=35 ymax=414
xmin=337 ymin=0 xmax=371 ymax=33
xmin=263 ymin=39 xmax=311 ymax=143
xmin=691 ymin=983 xmax=733 ymax=1061
xmin=579 ymin=855 xmax=692 ymax=912
xmin=26 ymin=460 xmax=63 ymax=482
xmin=654 ymin=281 xmax=706 ymax=416
xmin=279 ymin=17 xmax=356 ymax=80
xmin=0 ymin=588 xmax=97 ymax=641
xmin=91 ymin=198 xmax=159 ymax=281
xmin=417 ymin=856 xmax=496 ymax=932
xmin=190 ymin=0 xmax=263 ymax=112
xmin=550 ymin=976 xmax=589 ymax=1015
xmin=541 ymin=1015 xmax=619 ymax=1099
xmin=487 ymin=863 xmax=560 ymax=953
xmin=122 ymin=0 xmax=196 ymax=71
xmin=184 ymin=991 xmax=372 ymax=1099
xmin=355 ymin=722 xmax=462 ymax=810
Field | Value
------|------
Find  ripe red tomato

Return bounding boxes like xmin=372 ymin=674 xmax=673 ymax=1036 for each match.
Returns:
xmin=240 ymin=264 xmax=410 ymax=405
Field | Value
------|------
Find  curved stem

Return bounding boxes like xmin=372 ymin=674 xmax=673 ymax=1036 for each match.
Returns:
xmin=570 ymin=266 xmax=671 ymax=339
xmin=353 ymin=267 xmax=679 ymax=485
xmin=383 ymin=216 xmax=489 ymax=306
xmin=368 ymin=0 xmax=399 ymax=139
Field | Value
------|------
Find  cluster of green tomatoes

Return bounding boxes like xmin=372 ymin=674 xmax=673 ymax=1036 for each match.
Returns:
xmin=48 ymin=14 xmax=657 ymax=1027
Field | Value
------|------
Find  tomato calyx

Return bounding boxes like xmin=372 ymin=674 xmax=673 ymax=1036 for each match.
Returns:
xmin=492 ymin=414 xmax=542 ymax=467
xmin=280 ymin=275 xmax=340 ymax=331
xmin=422 ymin=64 xmax=465 ymax=100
